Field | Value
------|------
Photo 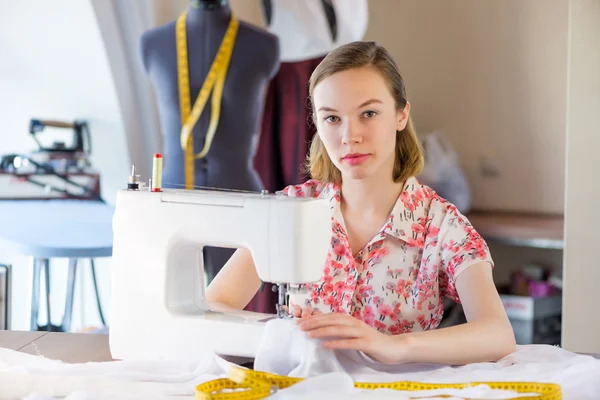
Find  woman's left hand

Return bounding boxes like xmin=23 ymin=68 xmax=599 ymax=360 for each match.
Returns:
xmin=296 ymin=313 xmax=406 ymax=364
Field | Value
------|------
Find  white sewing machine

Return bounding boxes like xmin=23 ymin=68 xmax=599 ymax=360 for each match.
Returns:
xmin=108 ymin=185 xmax=332 ymax=362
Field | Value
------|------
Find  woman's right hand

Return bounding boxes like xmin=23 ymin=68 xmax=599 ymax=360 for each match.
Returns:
xmin=289 ymin=304 xmax=323 ymax=318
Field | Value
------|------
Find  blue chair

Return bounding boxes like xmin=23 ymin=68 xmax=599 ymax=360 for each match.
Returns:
xmin=0 ymin=199 xmax=114 ymax=332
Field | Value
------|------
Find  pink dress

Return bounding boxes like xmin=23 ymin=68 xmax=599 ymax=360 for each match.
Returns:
xmin=283 ymin=176 xmax=494 ymax=335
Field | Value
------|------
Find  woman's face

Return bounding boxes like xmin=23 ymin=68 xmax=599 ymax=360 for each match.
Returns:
xmin=312 ymin=66 xmax=410 ymax=183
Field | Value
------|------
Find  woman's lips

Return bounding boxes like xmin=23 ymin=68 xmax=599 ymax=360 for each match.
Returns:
xmin=342 ymin=153 xmax=370 ymax=166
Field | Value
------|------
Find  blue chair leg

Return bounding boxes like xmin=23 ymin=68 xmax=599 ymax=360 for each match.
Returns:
xmin=30 ymin=257 xmax=53 ymax=331
xmin=60 ymin=258 xmax=78 ymax=332
xmin=90 ymin=259 xmax=106 ymax=326
xmin=29 ymin=258 xmax=41 ymax=331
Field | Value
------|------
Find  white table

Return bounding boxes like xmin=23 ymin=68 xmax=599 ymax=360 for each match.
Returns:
xmin=0 ymin=199 xmax=114 ymax=332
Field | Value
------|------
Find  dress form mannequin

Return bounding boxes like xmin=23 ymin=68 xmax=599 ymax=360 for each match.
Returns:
xmin=140 ymin=0 xmax=280 ymax=311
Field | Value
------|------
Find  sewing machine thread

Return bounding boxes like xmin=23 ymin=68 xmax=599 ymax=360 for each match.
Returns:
xmin=152 ymin=154 xmax=163 ymax=192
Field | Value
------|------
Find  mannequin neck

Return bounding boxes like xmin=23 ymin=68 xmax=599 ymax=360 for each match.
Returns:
xmin=187 ymin=0 xmax=231 ymax=23
xmin=189 ymin=0 xmax=228 ymax=12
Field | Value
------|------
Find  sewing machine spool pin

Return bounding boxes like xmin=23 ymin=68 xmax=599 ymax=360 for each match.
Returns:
xmin=127 ymin=165 xmax=140 ymax=191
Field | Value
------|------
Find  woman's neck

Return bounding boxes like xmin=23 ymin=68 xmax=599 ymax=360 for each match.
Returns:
xmin=340 ymin=173 xmax=405 ymax=217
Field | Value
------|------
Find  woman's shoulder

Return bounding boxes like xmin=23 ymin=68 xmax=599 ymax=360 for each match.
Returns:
xmin=279 ymin=179 xmax=334 ymax=198
xmin=407 ymin=177 xmax=472 ymax=226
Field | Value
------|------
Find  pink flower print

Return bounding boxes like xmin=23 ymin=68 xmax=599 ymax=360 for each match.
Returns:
xmin=331 ymin=260 xmax=344 ymax=271
xmin=332 ymin=243 xmax=346 ymax=261
xmin=368 ymin=245 xmax=390 ymax=261
xmin=407 ymin=236 xmax=425 ymax=248
xmin=475 ymin=239 xmax=488 ymax=259
xmin=324 ymin=295 xmax=336 ymax=307
xmin=428 ymin=303 xmax=435 ymax=311
xmin=390 ymin=312 xmax=399 ymax=322
xmin=400 ymin=190 xmax=412 ymax=207
xmin=322 ymin=282 xmax=334 ymax=294
xmin=443 ymin=240 xmax=460 ymax=254
xmin=373 ymin=296 xmax=383 ymax=305
xmin=323 ymin=274 xmax=333 ymax=284
xmin=414 ymin=187 xmax=425 ymax=203
xmin=417 ymin=314 xmax=428 ymax=330
xmin=412 ymin=222 xmax=427 ymax=235
xmin=377 ymin=303 xmax=393 ymax=320
xmin=361 ymin=307 xmax=375 ymax=326
xmin=428 ymin=225 xmax=440 ymax=237
xmin=354 ymin=291 xmax=365 ymax=304
xmin=334 ymin=281 xmax=346 ymax=292
xmin=374 ymin=320 xmax=386 ymax=331
xmin=395 ymin=280 xmax=407 ymax=295
xmin=332 ymin=192 xmax=341 ymax=203
xmin=363 ymin=313 xmax=375 ymax=327
xmin=388 ymin=324 xmax=402 ymax=335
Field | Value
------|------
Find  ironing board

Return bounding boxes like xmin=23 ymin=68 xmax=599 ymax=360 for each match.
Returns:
xmin=0 ymin=199 xmax=114 ymax=332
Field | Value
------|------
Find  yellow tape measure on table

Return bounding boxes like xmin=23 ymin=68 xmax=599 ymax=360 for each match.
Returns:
xmin=176 ymin=11 xmax=239 ymax=190
xmin=195 ymin=365 xmax=561 ymax=399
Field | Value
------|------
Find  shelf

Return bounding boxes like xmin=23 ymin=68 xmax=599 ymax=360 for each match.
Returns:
xmin=466 ymin=211 xmax=564 ymax=250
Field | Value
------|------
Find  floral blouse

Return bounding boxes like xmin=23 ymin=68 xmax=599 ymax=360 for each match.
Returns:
xmin=282 ymin=176 xmax=494 ymax=335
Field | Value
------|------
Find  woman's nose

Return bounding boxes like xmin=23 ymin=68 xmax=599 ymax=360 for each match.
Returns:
xmin=341 ymin=121 xmax=363 ymax=144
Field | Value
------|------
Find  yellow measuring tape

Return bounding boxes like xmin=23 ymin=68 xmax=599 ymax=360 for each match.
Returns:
xmin=195 ymin=365 xmax=561 ymax=399
xmin=176 ymin=11 xmax=239 ymax=190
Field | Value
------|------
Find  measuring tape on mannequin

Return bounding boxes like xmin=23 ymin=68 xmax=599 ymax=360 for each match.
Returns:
xmin=195 ymin=365 xmax=561 ymax=399
xmin=176 ymin=11 xmax=239 ymax=190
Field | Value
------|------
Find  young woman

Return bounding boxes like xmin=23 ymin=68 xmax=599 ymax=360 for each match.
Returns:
xmin=206 ymin=41 xmax=516 ymax=366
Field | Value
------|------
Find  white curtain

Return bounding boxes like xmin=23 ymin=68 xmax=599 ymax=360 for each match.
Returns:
xmin=89 ymin=0 xmax=165 ymax=179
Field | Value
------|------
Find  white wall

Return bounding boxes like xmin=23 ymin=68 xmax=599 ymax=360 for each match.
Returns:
xmin=562 ymin=0 xmax=600 ymax=354
xmin=0 ymin=0 xmax=131 ymax=331
xmin=364 ymin=0 xmax=569 ymax=214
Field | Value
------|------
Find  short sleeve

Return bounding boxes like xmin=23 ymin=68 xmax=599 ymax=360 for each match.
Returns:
xmin=437 ymin=204 xmax=494 ymax=303
xmin=279 ymin=179 xmax=325 ymax=198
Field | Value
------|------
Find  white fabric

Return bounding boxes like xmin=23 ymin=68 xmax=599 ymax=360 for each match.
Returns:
xmin=263 ymin=0 xmax=369 ymax=62
xmin=1 ymin=319 xmax=600 ymax=399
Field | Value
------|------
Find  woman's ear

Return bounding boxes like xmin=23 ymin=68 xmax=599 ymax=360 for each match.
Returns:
xmin=396 ymin=101 xmax=411 ymax=131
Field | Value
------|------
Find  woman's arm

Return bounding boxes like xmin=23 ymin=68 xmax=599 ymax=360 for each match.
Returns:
xmin=204 ymin=248 xmax=263 ymax=310
xmin=297 ymin=262 xmax=516 ymax=365
xmin=398 ymin=262 xmax=516 ymax=364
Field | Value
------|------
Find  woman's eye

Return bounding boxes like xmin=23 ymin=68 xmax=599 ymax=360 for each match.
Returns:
xmin=363 ymin=110 xmax=377 ymax=118
xmin=325 ymin=116 xmax=339 ymax=123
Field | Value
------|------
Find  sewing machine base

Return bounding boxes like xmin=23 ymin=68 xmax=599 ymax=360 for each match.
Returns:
xmin=109 ymin=308 xmax=279 ymax=362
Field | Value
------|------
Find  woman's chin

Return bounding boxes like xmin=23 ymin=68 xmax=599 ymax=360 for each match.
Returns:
xmin=342 ymin=167 xmax=373 ymax=181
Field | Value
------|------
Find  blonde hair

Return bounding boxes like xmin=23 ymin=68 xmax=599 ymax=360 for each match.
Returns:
xmin=306 ymin=41 xmax=424 ymax=184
